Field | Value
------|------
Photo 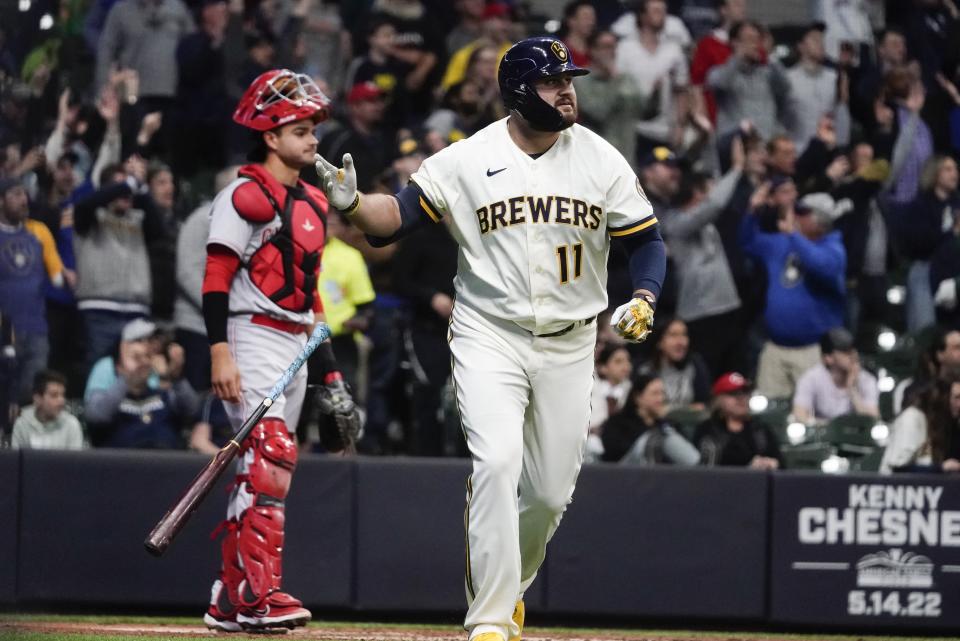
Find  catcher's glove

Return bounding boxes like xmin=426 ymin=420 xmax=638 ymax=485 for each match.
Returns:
xmin=315 ymin=378 xmax=362 ymax=455
xmin=610 ymin=295 xmax=655 ymax=343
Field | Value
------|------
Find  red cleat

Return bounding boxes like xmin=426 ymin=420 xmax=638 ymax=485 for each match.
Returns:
xmin=237 ymin=591 xmax=311 ymax=630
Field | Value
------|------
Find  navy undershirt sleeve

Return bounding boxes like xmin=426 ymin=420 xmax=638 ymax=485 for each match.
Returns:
xmin=619 ymin=225 xmax=666 ymax=303
xmin=365 ymin=182 xmax=437 ymax=248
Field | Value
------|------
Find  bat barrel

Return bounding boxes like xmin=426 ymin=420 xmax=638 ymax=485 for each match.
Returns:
xmin=143 ymin=446 xmax=237 ymax=557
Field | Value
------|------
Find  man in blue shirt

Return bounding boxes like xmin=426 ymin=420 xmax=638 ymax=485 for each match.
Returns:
xmin=0 ymin=177 xmax=68 ymax=403
xmin=740 ymin=186 xmax=846 ymax=399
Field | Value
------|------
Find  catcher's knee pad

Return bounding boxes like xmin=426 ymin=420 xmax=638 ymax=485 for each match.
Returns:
xmin=243 ymin=418 xmax=298 ymax=499
xmin=236 ymin=419 xmax=297 ymax=607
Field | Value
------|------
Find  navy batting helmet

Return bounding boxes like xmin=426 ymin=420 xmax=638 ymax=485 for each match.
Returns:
xmin=498 ymin=36 xmax=589 ymax=132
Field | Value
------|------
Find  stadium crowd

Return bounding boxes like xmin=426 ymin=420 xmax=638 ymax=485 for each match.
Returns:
xmin=3 ymin=0 xmax=960 ymax=473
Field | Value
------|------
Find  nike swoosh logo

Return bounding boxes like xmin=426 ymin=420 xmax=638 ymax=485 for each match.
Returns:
xmin=486 ymin=167 xmax=507 ymax=177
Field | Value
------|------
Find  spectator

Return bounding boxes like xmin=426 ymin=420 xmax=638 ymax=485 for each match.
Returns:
xmin=559 ymin=0 xmax=597 ymax=68
xmin=792 ymin=327 xmax=879 ymax=424
xmin=343 ymin=17 xmax=416 ymax=131
xmin=881 ymin=375 xmax=960 ymax=474
xmin=600 ymin=373 xmax=700 ymax=465
xmin=0 ymin=177 xmax=69 ymax=402
xmin=786 ymin=23 xmax=851 ymax=152
xmin=577 ymin=30 xmax=647 ymax=170
xmin=706 ymin=19 xmax=792 ymax=140
xmin=882 ymin=67 xmax=933 ymax=206
xmin=446 ymin=0 xmax=485 ymax=55
xmin=84 ymin=318 xmax=197 ymax=448
xmin=441 ymin=3 xmax=514 ymax=92
xmin=170 ymin=0 xmax=232 ymax=181
xmin=11 ymin=369 xmax=85 ymax=450
xmin=849 ymin=27 xmax=909 ymax=127
xmin=637 ymin=145 xmax=681 ymax=212
xmin=901 ymin=0 xmax=960 ymax=90
xmin=831 ymin=141 xmax=891 ymax=333
xmin=186 ymin=392 xmax=234 ymax=454
xmin=300 ymin=0 xmax=349 ymax=94
xmin=95 ymin=0 xmax=195 ymax=123
xmin=587 ymin=344 xmax=633 ymax=462
xmin=146 ymin=162 xmax=178 ymax=320
xmin=660 ymin=138 xmax=745 ymax=375
xmin=813 ymin=0 xmax=876 ymax=62
xmin=740 ymin=187 xmax=846 ymax=399
xmin=393 ymin=215 xmax=457 ymax=457
xmin=690 ymin=0 xmax=747 ymax=125
xmin=932 ymin=188 xmax=960 ymax=330
xmin=637 ymin=317 xmax=711 ymax=411
xmin=694 ymin=371 xmax=782 ymax=468
xmin=894 ymin=154 xmax=960 ymax=333
xmin=895 ymin=328 xmax=960 ymax=414
xmin=173 ymin=166 xmax=239 ymax=391
xmin=609 ymin=0 xmax=692 ymax=51
xmin=73 ymin=163 xmax=162 ymax=370
xmin=367 ymin=0 xmax=442 ymax=117
xmin=425 ymin=78 xmax=497 ymax=145
xmin=316 ymin=82 xmax=391 ymax=193
xmin=614 ymin=0 xmax=690 ymax=155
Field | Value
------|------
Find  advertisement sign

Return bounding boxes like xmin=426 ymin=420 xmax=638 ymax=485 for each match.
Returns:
xmin=770 ymin=473 xmax=960 ymax=629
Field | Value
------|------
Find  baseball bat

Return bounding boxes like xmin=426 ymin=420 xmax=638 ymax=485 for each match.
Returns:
xmin=144 ymin=323 xmax=332 ymax=557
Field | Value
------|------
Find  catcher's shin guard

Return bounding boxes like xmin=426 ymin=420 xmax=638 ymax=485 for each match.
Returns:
xmin=233 ymin=419 xmax=311 ymax=629
xmin=204 ymin=520 xmax=243 ymax=631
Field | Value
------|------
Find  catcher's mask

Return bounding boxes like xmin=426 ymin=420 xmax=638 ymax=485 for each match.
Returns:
xmin=233 ymin=69 xmax=331 ymax=132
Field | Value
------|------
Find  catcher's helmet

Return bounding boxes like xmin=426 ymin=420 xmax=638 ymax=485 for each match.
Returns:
xmin=498 ymin=37 xmax=589 ymax=132
xmin=233 ymin=69 xmax=331 ymax=132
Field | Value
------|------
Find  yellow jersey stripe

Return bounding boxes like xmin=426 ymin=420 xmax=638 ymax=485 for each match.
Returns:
xmin=608 ymin=217 xmax=658 ymax=237
xmin=420 ymin=196 xmax=441 ymax=223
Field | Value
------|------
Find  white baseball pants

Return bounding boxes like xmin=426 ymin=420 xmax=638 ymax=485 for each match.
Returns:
xmin=223 ymin=316 xmax=308 ymax=520
xmin=449 ymin=302 xmax=595 ymax=641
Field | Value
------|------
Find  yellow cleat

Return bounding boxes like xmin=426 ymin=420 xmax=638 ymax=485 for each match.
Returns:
xmin=473 ymin=633 xmax=505 ymax=641
xmin=509 ymin=600 xmax=525 ymax=641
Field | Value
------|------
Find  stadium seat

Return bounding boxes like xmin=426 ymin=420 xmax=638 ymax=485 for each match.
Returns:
xmin=781 ymin=442 xmax=834 ymax=470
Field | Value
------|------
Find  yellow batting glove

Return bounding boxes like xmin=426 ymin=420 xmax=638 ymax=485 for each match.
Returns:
xmin=610 ymin=296 xmax=655 ymax=343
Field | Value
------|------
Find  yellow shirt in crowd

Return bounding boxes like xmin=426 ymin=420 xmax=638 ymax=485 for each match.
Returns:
xmin=317 ymin=237 xmax=376 ymax=337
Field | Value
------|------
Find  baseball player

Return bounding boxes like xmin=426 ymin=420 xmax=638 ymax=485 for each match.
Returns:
xmin=315 ymin=38 xmax=665 ymax=641
xmin=200 ymin=69 xmax=355 ymax=632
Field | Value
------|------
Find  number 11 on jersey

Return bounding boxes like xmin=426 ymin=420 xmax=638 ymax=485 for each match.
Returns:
xmin=556 ymin=242 xmax=583 ymax=284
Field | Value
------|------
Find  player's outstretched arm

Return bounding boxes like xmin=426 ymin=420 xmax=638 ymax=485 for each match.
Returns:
xmin=314 ymin=152 xmax=402 ymax=237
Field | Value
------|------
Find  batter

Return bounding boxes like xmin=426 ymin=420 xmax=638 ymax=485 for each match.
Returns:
xmin=315 ymin=37 xmax=666 ymax=641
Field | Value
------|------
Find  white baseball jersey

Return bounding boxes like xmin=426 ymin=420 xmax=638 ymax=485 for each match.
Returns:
xmin=411 ymin=117 xmax=656 ymax=335
xmin=207 ymin=177 xmax=315 ymax=326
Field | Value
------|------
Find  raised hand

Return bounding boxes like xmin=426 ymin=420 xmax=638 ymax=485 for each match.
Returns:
xmin=314 ymin=152 xmax=359 ymax=211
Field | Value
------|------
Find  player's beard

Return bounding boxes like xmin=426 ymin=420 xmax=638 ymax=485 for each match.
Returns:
xmin=556 ymin=104 xmax=577 ymax=130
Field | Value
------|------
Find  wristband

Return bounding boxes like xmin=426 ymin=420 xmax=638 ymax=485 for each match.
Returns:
xmin=339 ymin=193 xmax=361 ymax=215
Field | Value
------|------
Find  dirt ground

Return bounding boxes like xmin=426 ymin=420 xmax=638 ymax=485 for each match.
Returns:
xmin=0 ymin=621 xmax=781 ymax=641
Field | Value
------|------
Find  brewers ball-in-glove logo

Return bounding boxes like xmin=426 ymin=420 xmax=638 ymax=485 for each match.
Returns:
xmin=551 ymin=41 xmax=568 ymax=61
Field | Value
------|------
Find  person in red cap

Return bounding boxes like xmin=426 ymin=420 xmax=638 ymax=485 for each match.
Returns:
xmin=693 ymin=372 xmax=783 ymax=469
xmin=201 ymin=69 xmax=355 ymax=632
xmin=316 ymin=81 xmax=390 ymax=193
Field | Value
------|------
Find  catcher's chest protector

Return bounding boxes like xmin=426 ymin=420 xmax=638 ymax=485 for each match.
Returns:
xmin=234 ymin=164 xmax=328 ymax=313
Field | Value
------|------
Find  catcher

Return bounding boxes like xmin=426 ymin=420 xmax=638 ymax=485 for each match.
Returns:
xmin=201 ymin=69 xmax=360 ymax=632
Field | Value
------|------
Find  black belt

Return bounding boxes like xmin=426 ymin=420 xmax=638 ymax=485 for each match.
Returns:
xmin=535 ymin=316 xmax=595 ymax=338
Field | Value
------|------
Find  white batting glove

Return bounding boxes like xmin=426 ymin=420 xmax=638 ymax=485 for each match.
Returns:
xmin=610 ymin=296 xmax=655 ymax=343
xmin=314 ymin=152 xmax=359 ymax=212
